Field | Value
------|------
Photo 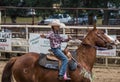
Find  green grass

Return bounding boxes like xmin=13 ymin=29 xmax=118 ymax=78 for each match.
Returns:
xmin=1 ymin=16 xmax=102 ymax=25
xmin=1 ymin=16 xmax=42 ymax=24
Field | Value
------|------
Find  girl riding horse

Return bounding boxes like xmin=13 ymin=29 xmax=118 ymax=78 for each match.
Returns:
xmin=40 ymin=19 xmax=72 ymax=80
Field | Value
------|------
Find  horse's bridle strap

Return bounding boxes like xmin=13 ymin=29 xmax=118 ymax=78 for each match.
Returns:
xmin=96 ymin=33 xmax=107 ymax=44
xmin=81 ymin=43 xmax=97 ymax=49
xmin=81 ymin=43 xmax=107 ymax=50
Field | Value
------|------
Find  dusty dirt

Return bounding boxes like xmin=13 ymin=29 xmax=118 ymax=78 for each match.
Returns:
xmin=0 ymin=61 xmax=120 ymax=82
xmin=92 ymin=67 xmax=120 ymax=82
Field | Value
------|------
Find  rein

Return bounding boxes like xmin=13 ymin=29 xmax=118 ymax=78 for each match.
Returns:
xmin=81 ymin=43 xmax=108 ymax=50
xmin=81 ymin=43 xmax=97 ymax=49
xmin=81 ymin=32 xmax=111 ymax=50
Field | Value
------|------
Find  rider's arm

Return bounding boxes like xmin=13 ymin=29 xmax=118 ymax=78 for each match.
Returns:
xmin=60 ymin=35 xmax=72 ymax=42
xmin=40 ymin=31 xmax=53 ymax=39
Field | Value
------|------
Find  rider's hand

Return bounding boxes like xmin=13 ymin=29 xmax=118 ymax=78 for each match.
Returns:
xmin=40 ymin=34 xmax=46 ymax=38
xmin=68 ymin=35 xmax=72 ymax=40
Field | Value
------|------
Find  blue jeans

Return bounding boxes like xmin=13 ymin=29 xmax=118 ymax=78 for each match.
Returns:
xmin=51 ymin=47 xmax=68 ymax=76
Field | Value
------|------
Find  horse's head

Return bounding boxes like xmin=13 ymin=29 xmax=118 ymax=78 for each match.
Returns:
xmin=84 ymin=25 xmax=117 ymax=48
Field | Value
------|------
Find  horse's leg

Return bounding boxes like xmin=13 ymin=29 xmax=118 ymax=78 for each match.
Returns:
xmin=2 ymin=57 xmax=17 ymax=82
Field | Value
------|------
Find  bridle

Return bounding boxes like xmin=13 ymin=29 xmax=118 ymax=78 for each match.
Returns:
xmin=81 ymin=32 xmax=111 ymax=50
xmin=95 ymin=32 xmax=113 ymax=47
xmin=96 ymin=32 xmax=107 ymax=44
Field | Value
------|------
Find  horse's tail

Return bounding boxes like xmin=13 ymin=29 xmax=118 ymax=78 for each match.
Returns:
xmin=2 ymin=57 xmax=17 ymax=82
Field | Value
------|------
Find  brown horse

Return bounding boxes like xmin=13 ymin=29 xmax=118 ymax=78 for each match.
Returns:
xmin=2 ymin=26 xmax=116 ymax=82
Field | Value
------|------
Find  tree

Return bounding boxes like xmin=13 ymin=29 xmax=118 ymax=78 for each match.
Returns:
xmin=83 ymin=0 xmax=120 ymax=25
xmin=1 ymin=0 xmax=26 ymax=23
xmin=69 ymin=0 xmax=120 ymax=25
xmin=1 ymin=0 xmax=120 ymax=24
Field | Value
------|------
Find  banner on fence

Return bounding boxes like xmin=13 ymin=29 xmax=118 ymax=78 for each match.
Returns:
xmin=0 ymin=32 xmax=11 ymax=51
xmin=96 ymin=49 xmax=116 ymax=56
xmin=96 ymin=35 xmax=117 ymax=56
xmin=29 ymin=33 xmax=67 ymax=54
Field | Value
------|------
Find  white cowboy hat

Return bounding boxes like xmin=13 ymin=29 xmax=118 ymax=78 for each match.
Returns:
xmin=49 ymin=19 xmax=66 ymax=28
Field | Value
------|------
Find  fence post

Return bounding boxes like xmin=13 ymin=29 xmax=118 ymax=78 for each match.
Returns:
xmin=105 ymin=57 xmax=108 ymax=67
xmin=63 ymin=28 xmax=65 ymax=34
xmin=25 ymin=25 xmax=29 ymax=53
xmin=0 ymin=11 xmax=1 ymax=57
xmin=105 ymin=29 xmax=108 ymax=34
xmin=0 ymin=10 xmax=1 ymax=29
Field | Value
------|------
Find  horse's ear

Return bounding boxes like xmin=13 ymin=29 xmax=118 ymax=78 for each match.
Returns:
xmin=93 ymin=23 xmax=96 ymax=30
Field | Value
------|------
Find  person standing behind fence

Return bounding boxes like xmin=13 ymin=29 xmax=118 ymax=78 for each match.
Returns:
xmin=40 ymin=19 xmax=72 ymax=80
xmin=93 ymin=14 xmax=97 ymax=24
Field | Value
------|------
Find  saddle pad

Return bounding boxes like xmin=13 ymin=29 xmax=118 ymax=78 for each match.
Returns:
xmin=39 ymin=54 xmax=59 ymax=70
xmin=38 ymin=52 xmax=77 ymax=71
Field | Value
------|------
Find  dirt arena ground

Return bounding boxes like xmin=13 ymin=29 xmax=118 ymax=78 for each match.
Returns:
xmin=0 ymin=61 xmax=120 ymax=82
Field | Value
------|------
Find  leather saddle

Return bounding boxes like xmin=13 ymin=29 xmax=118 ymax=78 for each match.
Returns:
xmin=39 ymin=49 xmax=77 ymax=71
xmin=46 ymin=49 xmax=72 ymax=61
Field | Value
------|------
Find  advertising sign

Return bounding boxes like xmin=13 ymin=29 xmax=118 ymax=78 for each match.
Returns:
xmin=0 ymin=32 xmax=11 ymax=51
xmin=97 ymin=49 xmax=116 ymax=56
xmin=29 ymin=33 xmax=67 ymax=54
xmin=97 ymin=35 xmax=116 ymax=56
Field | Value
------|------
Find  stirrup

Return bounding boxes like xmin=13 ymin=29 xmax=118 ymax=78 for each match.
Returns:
xmin=58 ymin=75 xmax=71 ymax=80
